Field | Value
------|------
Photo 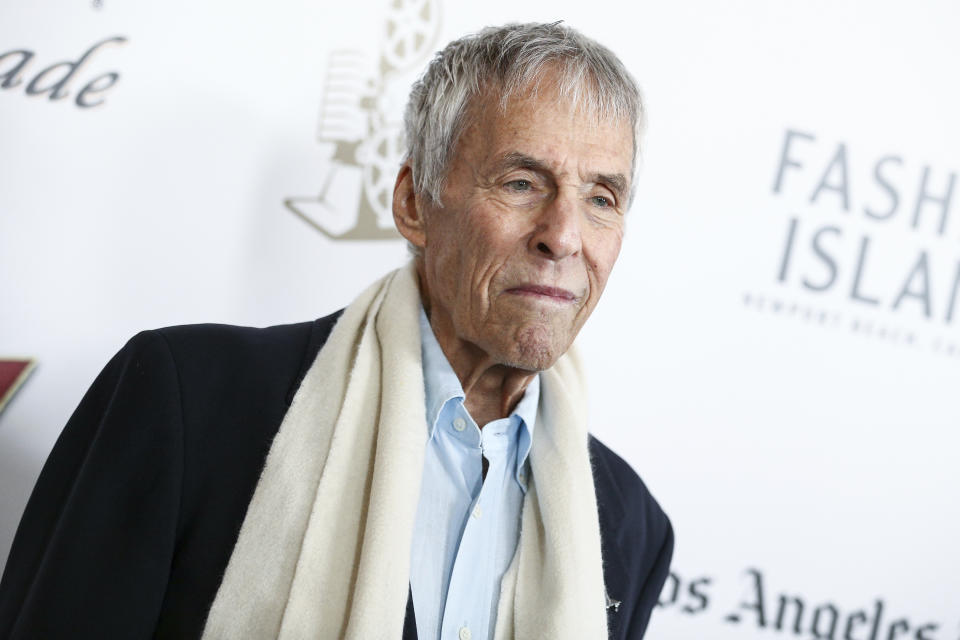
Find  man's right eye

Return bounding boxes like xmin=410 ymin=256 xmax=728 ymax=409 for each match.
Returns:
xmin=505 ymin=179 xmax=532 ymax=191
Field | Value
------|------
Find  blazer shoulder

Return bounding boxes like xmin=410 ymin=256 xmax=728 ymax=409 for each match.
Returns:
xmin=152 ymin=309 xmax=342 ymax=367
xmin=146 ymin=309 xmax=344 ymax=403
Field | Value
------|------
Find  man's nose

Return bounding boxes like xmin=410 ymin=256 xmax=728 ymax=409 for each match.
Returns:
xmin=528 ymin=194 xmax=582 ymax=260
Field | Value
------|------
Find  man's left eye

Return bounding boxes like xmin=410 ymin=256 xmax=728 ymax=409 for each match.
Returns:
xmin=591 ymin=195 xmax=612 ymax=207
xmin=505 ymin=179 xmax=532 ymax=191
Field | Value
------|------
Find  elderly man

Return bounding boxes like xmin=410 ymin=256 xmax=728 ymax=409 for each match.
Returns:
xmin=0 ymin=22 xmax=672 ymax=640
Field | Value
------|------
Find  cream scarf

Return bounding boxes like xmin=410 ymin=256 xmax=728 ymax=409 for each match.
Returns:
xmin=201 ymin=263 xmax=608 ymax=639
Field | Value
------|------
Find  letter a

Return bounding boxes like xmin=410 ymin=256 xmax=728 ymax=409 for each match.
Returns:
xmin=0 ymin=49 xmax=33 ymax=89
xmin=892 ymin=251 xmax=932 ymax=318
xmin=25 ymin=36 xmax=126 ymax=101
xmin=811 ymin=143 xmax=851 ymax=211
xmin=735 ymin=568 xmax=767 ymax=628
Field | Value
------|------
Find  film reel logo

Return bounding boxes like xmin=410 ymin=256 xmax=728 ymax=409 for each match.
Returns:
xmin=285 ymin=0 xmax=441 ymax=240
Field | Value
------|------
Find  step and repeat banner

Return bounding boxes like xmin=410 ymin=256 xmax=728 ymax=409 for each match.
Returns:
xmin=2 ymin=0 xmax=958 ymax=637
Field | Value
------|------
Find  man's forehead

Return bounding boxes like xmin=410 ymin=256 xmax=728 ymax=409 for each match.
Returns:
xmin=472 ymin=87 xmax=632 ymax=155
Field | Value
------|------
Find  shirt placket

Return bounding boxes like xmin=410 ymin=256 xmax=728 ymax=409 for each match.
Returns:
xmin=439 ymin=411 xmax=512 ymax=640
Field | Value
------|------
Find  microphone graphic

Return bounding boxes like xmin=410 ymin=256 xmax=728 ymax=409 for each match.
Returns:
xmin=285 ymin=0 xmax=441 ymax=240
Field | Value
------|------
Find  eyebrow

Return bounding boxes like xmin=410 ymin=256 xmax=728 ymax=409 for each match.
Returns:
xmin=495 ymin=152 xmax=548 ymax=175
xmin=495 ymin=151 xmax=629 ymax=202
xmin=591 ymin=172 xmax=629 ymax=202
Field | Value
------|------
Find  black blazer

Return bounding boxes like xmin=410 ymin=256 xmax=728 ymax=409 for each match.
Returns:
xmin=0 ymin=311 xmax=673 ymax=639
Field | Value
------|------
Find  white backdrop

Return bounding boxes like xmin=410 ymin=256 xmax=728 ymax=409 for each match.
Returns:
xmin=2 ymin=1 xmax=958 ymax=637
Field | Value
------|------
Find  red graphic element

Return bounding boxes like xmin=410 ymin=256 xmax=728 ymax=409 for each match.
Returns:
xmin=0 ymin=359 xmax=35 ymax=415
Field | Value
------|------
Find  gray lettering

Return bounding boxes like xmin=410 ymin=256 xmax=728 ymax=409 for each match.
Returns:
xmin=0 ymin=49 xmax=32 ymax=89
xmin=945 ymin=260 xmax=960 ymax=324
xmin=865 ymin=155 xmax=903 ymax=221
xmin=892 ymin=251 xmax=932 ymax=318
xmin=811 ymin=143 xmax=851 ymax=211
xmin=778 ymin=217 xmax=800 ymax=282
xmin=850 ymin=235 xmax=881 ymax=306
xmin=911 ymin=166 xmax=955 ymax=236
xmin=25 ymin=36 xmax=126 ymax=101
xmin=803 ymin=225 xmax=841 ymax=292
xmin=75 ymin=71 xmax=119 ymax=108
xmin=773 ymin=129 xmax=816 ymax=194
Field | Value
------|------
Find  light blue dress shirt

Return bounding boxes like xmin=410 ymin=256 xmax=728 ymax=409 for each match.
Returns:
xmin=410 ymin=308 xmax=539 ymax=640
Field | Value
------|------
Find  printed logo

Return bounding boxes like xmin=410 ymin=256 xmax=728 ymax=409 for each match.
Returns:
xmin=285 ymin=0 xmax=442 ymax=240
xmin=745 ymin=128 xmax=960 ymax=359
xmin=659 ymin=566 xmax=947 ymax=640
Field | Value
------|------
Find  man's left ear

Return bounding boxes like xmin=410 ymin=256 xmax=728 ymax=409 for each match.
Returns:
xmin=392 ymin=164 xmax=427 ymax=250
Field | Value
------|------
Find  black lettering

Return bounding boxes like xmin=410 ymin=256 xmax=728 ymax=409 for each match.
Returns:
xmin=850 ymin=235 xmax=881 ymax=306
xmin=811 ymin=143 xmax=851 ymax=211
xmin=888 ymin=620 xmax=911 ymax=640
xmin=865 ymin=155 xmax=903 ymax=221
xmin=912 ymin=166 xmax=955 ymax=236
xmin=774 ymin=595 xmax=805 ymax=633
xmin=738 ymin=568 xmax=767 ymax=628
xmin=0 ymin=49 xmax=33 ymax=89
xmin=682 ymin=578 xmax=711 ymax=614
xmin=75 ymin=71 xmax=119 ymax=108
xmin=914 ymin=623 xmax=938 ymax=640
xmin=846 ymin=611 xmax=869 ymax=640
xmin=657 ymin=572 xmax=680 ymax=607
xmin=813 ymin=604 xmax=840 ymax=640
xmin=25 ymin=36 xmax=126 ymax=101
xmin=802 ymin=225 xmax=841 ymax=292
xmin=869 ymin=600 xmax=886 ymax=640
xmin=892 ymin=251 xmax=932 ymax=318
xmin=773 ymin=129 xmax=816 ymax=194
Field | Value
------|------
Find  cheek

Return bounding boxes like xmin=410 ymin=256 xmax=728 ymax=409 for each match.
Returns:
xmin=424 ymin=242 xmax=460 ymax=308
xmin=587 ymin=234 xmax=623 ymax=287
xmin=459 ymin=217 xmax=512 ymax=280
xmin=429 ymin=226 xmax=491 ymax=313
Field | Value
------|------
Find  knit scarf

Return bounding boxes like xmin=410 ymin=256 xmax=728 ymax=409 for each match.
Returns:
xmin=201 ymin=263 xmax=608 ymax=639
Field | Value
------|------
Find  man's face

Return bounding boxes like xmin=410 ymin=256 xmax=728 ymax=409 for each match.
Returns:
xmin=413 ymin=84 xmax=633 ymax=371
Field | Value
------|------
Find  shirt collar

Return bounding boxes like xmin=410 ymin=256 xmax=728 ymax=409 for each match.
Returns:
xmin=512 ymin=374 xmax=538 ymax=491
xmin=419 ymin=306 xmax=539 ymax=488
xmin=420 ymin=306 xmax=465 ymax=438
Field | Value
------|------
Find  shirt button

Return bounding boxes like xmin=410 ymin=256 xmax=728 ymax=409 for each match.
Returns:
xmin=472 ymin=504 xmax=482 ymax=519
xmin=459 ymin=627 xmax=472 ymax=640
xmin=453 ymin=417 xmax=466 ymax=431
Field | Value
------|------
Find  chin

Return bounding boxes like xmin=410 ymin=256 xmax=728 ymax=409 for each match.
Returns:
xmin=507 ymin=325 xmax=566 ymax=372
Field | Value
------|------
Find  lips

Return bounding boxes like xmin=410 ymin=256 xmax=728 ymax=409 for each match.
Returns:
xmin=505 ymin=284 xmax=578 ymax=302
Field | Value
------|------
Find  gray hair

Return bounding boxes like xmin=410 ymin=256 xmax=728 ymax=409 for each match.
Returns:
xmin=403 ymin=21 xmax=644 ymax=207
